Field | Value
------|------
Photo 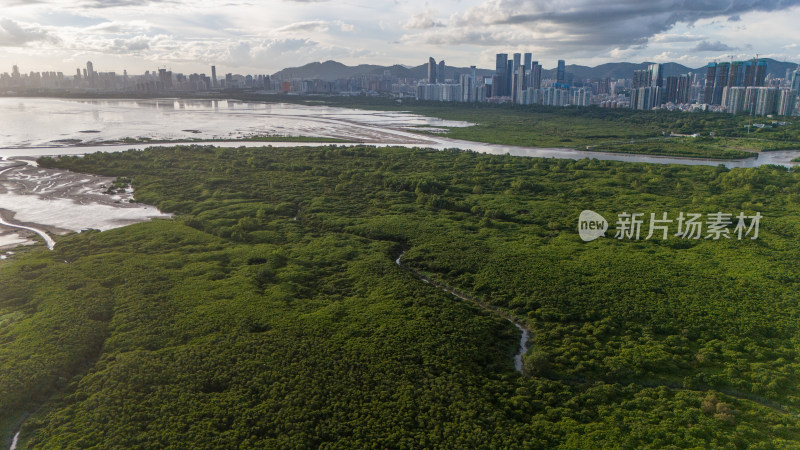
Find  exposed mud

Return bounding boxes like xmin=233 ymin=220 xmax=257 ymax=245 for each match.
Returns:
xmin=0 ymin=157 xmax=171 ymax=251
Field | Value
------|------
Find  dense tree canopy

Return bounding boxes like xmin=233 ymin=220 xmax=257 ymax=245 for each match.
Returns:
xmin=1 ymin=145 xmax=799 ymax=447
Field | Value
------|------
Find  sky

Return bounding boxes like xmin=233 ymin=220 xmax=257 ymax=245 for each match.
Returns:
xmin=1 ymin=0 xmax=799 ymax=76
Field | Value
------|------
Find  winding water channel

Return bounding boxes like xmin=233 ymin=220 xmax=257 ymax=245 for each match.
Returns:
xmin=0 ymin=212 xmax=55 ymax=250
xmin=395 ymin=252 xmax=531 ymax=373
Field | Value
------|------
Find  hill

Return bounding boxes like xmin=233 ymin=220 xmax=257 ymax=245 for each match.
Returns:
xmin=273 ymin=58 xmax=797 ymax=82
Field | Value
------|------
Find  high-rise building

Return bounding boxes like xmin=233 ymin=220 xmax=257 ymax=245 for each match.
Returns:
xmin=557 ymin=60 xmax=566 ymax=84
xmin=744 ymin=58 xmax=768 ymax=87
xmin=531 ymin=62 xmax=542 ymax=89
xmin=158 ymin=68 xmax=172 ymax=89
xmin=211 ymin=66 xmax=217 ymax=88
xmin=631 ymin=86 xmax=663 ymax=110
xmin=506 ymin=60 xmax=514 ymax=97
xmin=753 ymin=87 xmax=779 ymax=116
xmin=728 ymin=60 xmax=746 ymax=87
xmin=778 ymin=89 xmax=796 ymax=116
xmin=723 ymin=86 xmax=747 ymax=114
xmin=428 ymin=57 xmax=437 ymax=84
xmin=704 ymin=63 xmax=717 ymax=105
xmin=514 ymin=65 xmax=526 ymax=104
xmin=460 ymin=73 xmax=474 ymax=102
xmin=665 ymin=76 xmax=679 ymax=103
xmin=494 ymin=54 xmax=508 ymax=97
xmin=663 ymin=74 xmax=690 ymax=104
xmin=676 ymin=74 xmax=690 ymax=104
xmin=649 ymin=63 xmax=663 ymax=88
xmin=712 ymin=62 xmax=730 ymax=105
xmin=704 ymin=61 xmax=734 ymax=105
xmin=792 ymin=70 xmax=800 ymax=92
xmin=86 ymin=61 xmax=95 ymax=86
xmin=490 ymin=74 xmax=502 ymax=98
xmin=633 ymin=69 xmax=650 ymax=89
xmin=438 ymin=60 xmax=446 ymax=83
xmin=523 ymin=53 xmax=532 ymax=72
xmin=513 ymin=53 xmax=521 ymax=74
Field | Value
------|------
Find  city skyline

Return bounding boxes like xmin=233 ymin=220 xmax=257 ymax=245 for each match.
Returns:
xmin=1 ymin=1 xmax=800 ymax=74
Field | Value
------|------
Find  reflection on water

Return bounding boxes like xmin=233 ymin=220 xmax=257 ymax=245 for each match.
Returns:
xmin=0 ymin=97 xmax=474 ymax=148
xmin=0 ymin=97 xmax=798 ymax=168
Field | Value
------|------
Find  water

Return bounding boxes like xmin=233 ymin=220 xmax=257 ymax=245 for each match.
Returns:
xmin=0 ymin=97 xmax=798 ymax=168
xmin=0 ymin=98 xmax=472 ymax=148
xmin=396 ymin=251 xmax=530 ymax=373
xmin=513 ymin=324 xmax=530 ymax=373
xmin=9 ymin=431 xmax=19 ymax=450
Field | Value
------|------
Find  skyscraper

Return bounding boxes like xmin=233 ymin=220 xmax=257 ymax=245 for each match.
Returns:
xmin=556 ymin=60 xmax=566 ymax=85
xmin=531 ymin=62 xmax=542 ymax=90
xmin=728 ymin=60 xmax=746 ymax=87
xmin=712 ymin=62 xmax=731 ymax=105
xmin=513 ymin=53 xmax=521 ymax=73
xmin=523 ymin=53 xmax=532 ymax=72
xmin=460 ymin=73 xmax=474 ymax=103
xmin=514 ymin=64 xmax=526 ymax=104
xmin=495 ymin=54 xmax=508 ymax=97
xmin=633 ymin=70 xmax=650 ymax=89
xmin=438 ymin=60 xmax=446 ymax=83
xmin=428 ymin=57 xmax=437 ymax=84
xmin=649 ymin=63 xmax=663 ymax=88
xmin=86 ymin=61 xmax=95 ymax=86
xmin=665 ymin=76 xmax=679 ymax=103
xmin=507 ymin=60 xmax=514 ymax=96
xmin=744 ymin=58 xmax=768 ymax=87
xmin=211 ymin=65 xmax=217 ymax=88
xmin=676 ymin=74 xmax=690 ymax=104
xmin=704 ymin=63 xmax=717 ymax=104
xmin=778 ymin=89 xmax=797 ymax=116
xmin=792 ymin=70 xmax=800 ymax=92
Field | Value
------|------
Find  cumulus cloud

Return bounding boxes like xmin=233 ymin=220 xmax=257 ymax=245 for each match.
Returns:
xmin=108 ymin=35 xmax=152 ymax=53
xmin=693 ymin=40 xmax=737 ymax=52
xmin=0 ymin=18 xmax=59 ymax=47
xmin=404 ymin=8 xmax=445 ymax=29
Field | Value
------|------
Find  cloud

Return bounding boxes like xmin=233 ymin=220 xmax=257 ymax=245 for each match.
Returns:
xmin=84 ymin=20 xmax=157 ymax=34
xmin=276 ymin=20 xmax=355 ymax=34
xmin=78 ymin=0 xmax=178 ymax=8
xmin=651 ymin=33 xmax=705 ymax=43
xmin=108 ymin=35 xmax=152 ymax=53
xmin=440 ymin=0 xmax=800 ymax=52
xmin=693 ymin=40 xmax=737 ymax=52
xmin=276 ymin=20 xmax=331 ymax=33
xmin=404 ymin=8 xmax=444 ymax=29
xmin=0 ymin=18 xmax=59 ymax=47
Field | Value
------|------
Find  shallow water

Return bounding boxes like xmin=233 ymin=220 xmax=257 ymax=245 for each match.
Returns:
xmin=1 ymin=97 xmax=798 ymax=168
xmin=0 ymin=158 xmax=170 ymax=251
xmin=0 ymin=98 xmax=472 ymax=148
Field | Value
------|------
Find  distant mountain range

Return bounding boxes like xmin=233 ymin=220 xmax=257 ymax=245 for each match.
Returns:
xmin=272 ymin=59 xmax=798 ymax=82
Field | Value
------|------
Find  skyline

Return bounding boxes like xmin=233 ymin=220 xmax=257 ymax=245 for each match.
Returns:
xmin=0 ymin=1 xmax=799 ymax=74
